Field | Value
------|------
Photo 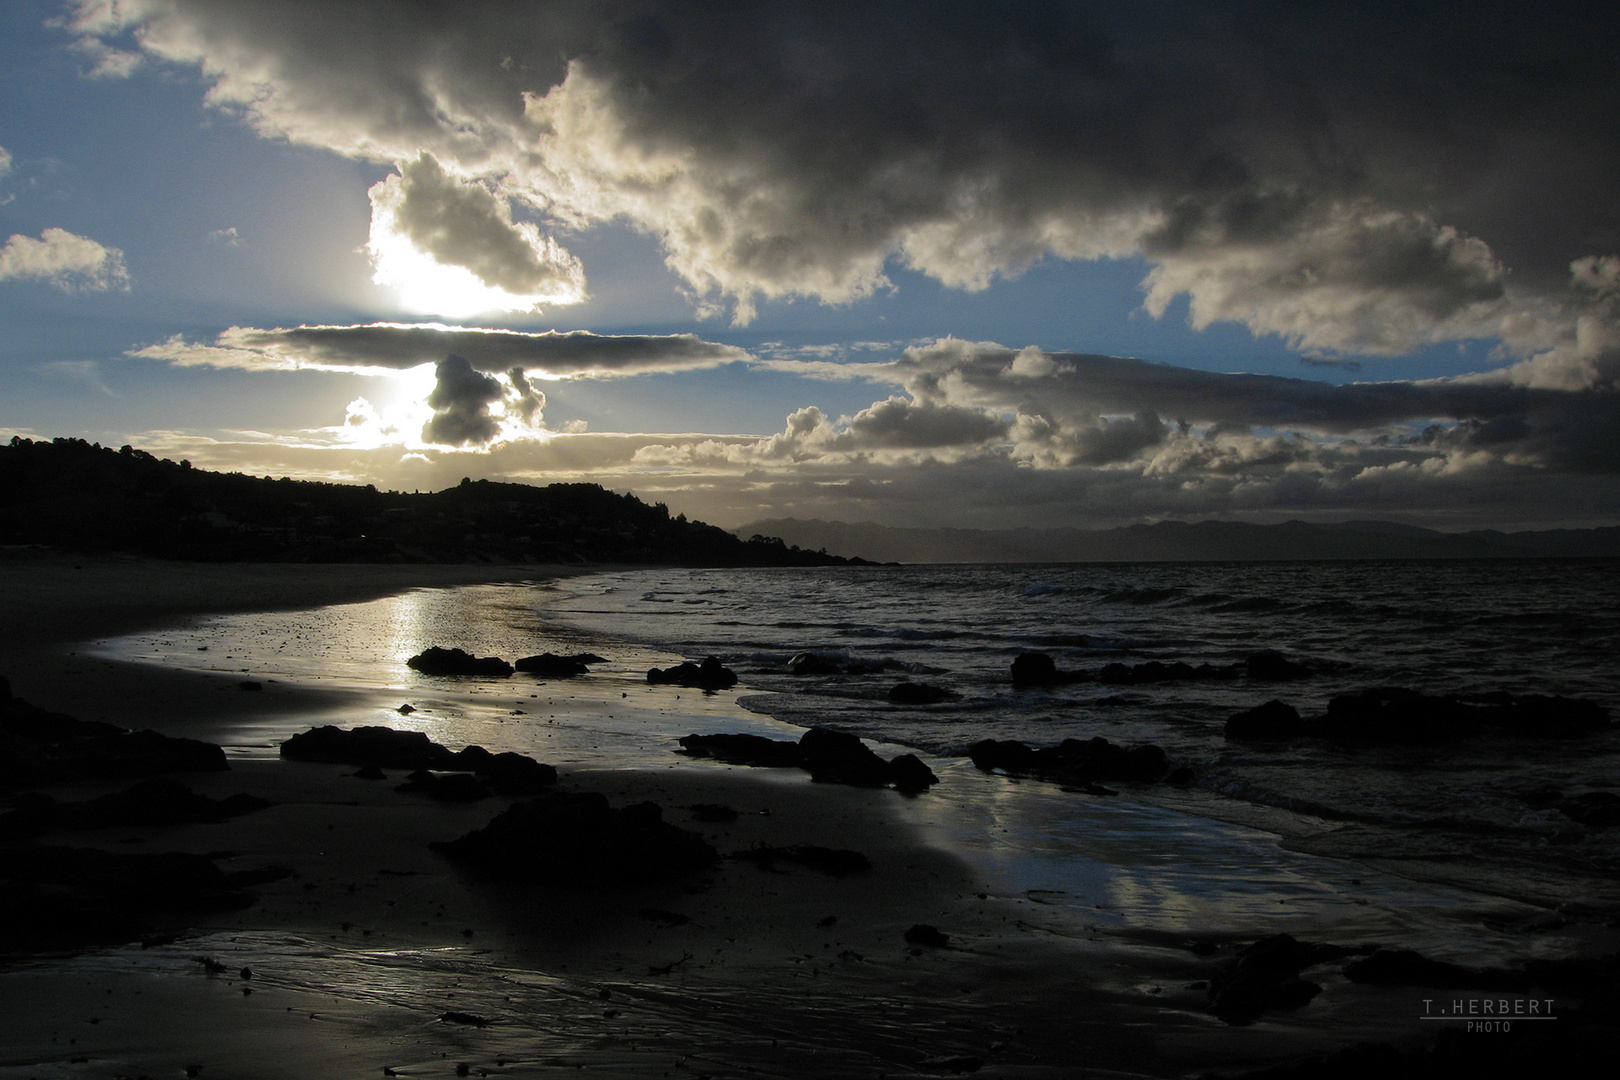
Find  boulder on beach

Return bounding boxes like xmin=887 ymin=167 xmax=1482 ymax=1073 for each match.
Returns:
xmin=1206 ymin=934 xmax=1353 ymax=1025
xmin=647 ymin=656 xmax=737 ymax=690
xmin=678 ymin=728 xmax=940 ymax=792
xmin=514 ymin=652 xmax=592 ymax=676
xmin=407 ymin=647 xmax=514 ymax=677
xmin=279 ymin=726 xmax=556 ymax=794
xmin=0 ymin=778 xmax=270 ymax=841
xmin=678 ymin=732 xmax=806 ymax=768
xmin=0 ymin=845 xmax=255 ymax=953
xmin=430 ymin=790 xmax=718 ymax=886
xmin=1 ymin=686 xmax=228 ymax=787
xmin=1224 ymin=699 xmax=1306 ymax=740
xmin=800 ymin=726 xmax=894 ymax=787
xmin=281 ymin=725 xmax=460 ymax=769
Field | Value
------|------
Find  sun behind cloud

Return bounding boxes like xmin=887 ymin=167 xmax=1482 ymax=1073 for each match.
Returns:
xmin=366 ymin=154 xmax=587 ymax=318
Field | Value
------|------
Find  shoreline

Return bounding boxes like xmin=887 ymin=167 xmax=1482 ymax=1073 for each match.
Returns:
xmin=1 ymin=555 xmax=1603 ymax=1077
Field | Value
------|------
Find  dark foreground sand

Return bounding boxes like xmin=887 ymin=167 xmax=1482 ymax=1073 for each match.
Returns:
xmin=0 ymin=552 xmax=1584 ymax=1078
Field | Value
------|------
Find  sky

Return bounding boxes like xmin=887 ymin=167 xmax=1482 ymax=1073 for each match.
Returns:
xmin=2 ymin=0 xmax=1618 ymax=533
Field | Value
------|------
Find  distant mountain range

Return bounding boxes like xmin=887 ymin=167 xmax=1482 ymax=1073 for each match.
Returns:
xmin=733 ymin=517 xmax=1620 ymax=564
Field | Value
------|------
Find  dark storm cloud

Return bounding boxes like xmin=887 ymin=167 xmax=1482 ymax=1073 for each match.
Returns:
xmin=894 ymin=339 xmax=1620 ymax=473
xmin=422 ymin=354 xmax=504 ymax=446
xmin=81 ymin=1 xmax=1620 ymax=354
xmin=134 ymin=323 xmax=750 ymax=376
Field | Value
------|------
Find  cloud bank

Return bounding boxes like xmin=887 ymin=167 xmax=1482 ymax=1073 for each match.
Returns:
xmin=133 ymin=323 xmax=751 ymax=376
xmin=71 ymin=1 xmax=1619 ymax=366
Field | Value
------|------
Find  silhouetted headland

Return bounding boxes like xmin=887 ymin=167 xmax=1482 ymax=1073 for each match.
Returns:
xmin=0 ymin=436 xmax=868 ymax=566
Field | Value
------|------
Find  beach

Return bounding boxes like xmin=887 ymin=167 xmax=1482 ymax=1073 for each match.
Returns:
xmin=1 ymin=552 xmax=1611 ymax=1078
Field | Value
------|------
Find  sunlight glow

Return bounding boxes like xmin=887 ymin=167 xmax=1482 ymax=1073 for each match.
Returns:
xmin=367 ymin=225 xmax=584 ymax=317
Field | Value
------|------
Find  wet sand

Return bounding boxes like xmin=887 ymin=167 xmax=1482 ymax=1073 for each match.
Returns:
xmin=0 ymin=552 xmax=1564 ymax=1078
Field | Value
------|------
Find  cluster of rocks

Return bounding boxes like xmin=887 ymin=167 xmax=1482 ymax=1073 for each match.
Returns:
xmin=1 ymin=675 xmax=228 ymax=787
xmin=406 ymin=646 xmax=603 ymax=678
xmin=1225 ymin=688 xmax=1611 ymax=743
xmin=968 ymin=735 xmax=1189 ymax=792
xmin=1011 ymin=649 xmax=1312 ymax=688
xmin=1 ymin=844 xmax=258 ymax=953
xmin=1205 ymin=934 xmax=1359 ymax=1025
xmin=430 ymin=791 xmax=718 ymax=886
xmin=0 ymin=677 xmax=266 ymax=954
xmin=647 ymin=656 xmax=738 ymax=690
xmin=0 ymin=778 xmax=269 ymax=842
xmin=279 ymin=725 xmax=557 ymax=797
xmin=678 ymin=726 xmax=939 ymax=793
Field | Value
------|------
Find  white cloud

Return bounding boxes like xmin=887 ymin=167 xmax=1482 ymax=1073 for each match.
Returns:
xmin=0 ymin=227 xmax=129 ymax=291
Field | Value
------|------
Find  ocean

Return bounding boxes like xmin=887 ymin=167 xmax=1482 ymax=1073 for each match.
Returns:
xmin=102 ymin=558 xmax=1620 ymax=961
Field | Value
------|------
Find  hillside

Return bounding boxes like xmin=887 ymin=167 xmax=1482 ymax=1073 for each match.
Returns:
xmin=0 ymin=436 xmax=865 ymax=567
xmin=734 ymin=516 xmax=1620 ymax=564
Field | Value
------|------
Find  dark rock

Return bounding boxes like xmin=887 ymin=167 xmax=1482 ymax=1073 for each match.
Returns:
xmin=970 ymin=736 xmax=1169 ymax=785
xmin=787 ymin=652 xmax=843 ymax=676
xmin=1207 ymin=934 xmax=1354 ymax=1025
xmin=438 ymin=1011 xmax=491 ymax=1027
xmin=0 ymin=780 xmax=270 ymax=842
xmin=1 ymin=691 xmax=227 ymax=787
xmin=281 ymin=726 xmax=553 ymax=794
xmin=1165 ymin=766 xmax=1197 ymax=787
xmin=888 ymin=682 xmax=958 ymax=705
xmin=406 ymin=647 xmax=513 ymax=678
xmin=430 ymin=791 xmax=718 ymax=886
xmin=1225 ymin=699 xmax=1306 ymax=740
xmin=281 ymin=725 xmax=460 ymax=770
xmin=0 ymin=846 xmax=253 ymax=953
xmin=678 ymin=732 xmax=806 ymax=769
xmin=237 ymin=680 xmax=263 ymax=692
xmin=1011 ymin=651 xmax=1087 ymax=687
xmin=514 ymin=652 xmax=590 ymax=676
xmin=1244 ymin=650 xmax=1313 ymax=680
xmin=889 ymin=753 xmax=939 ymax=793
xmin=464 ymin=750 xmax=556 ymax=795
xmin=353 ymin=763 xmax=387 ymax=780
xmin=731 ymin=843 xmax=871 ymax=877
xmin=799 ymin=726 xmax=893 ymax=787
xmin=680 ymin=730 xmax=934 ymax=793
xmin=970 ymin=738 xmax=1039 ymax=774
xmin=1321 ymin=688 xmax=1488 ymax=742
xmin=647 ymin=656 xmax=737 ymax=690
xmin=904 ymin=923 xmax=950 ymax=948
